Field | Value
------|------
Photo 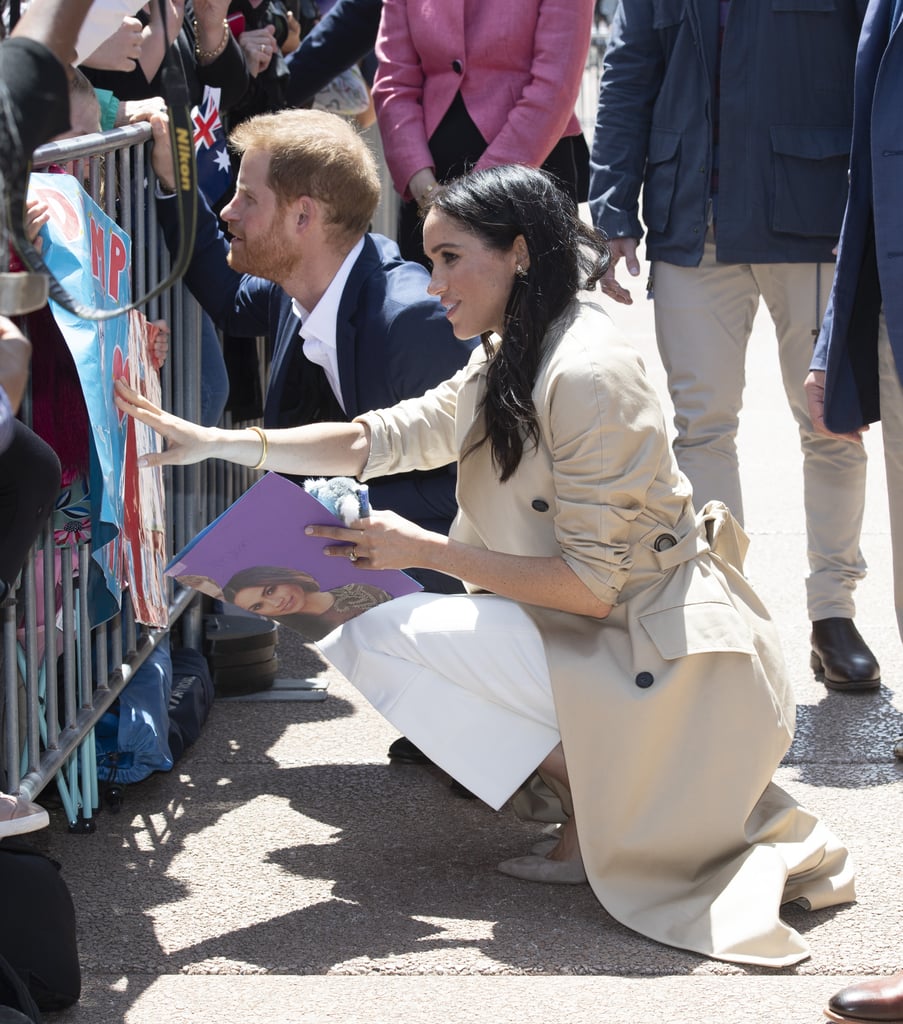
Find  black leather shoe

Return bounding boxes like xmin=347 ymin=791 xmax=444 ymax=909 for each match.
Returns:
xmin=810 ymin=617 xmax=880 ymax=691
xmin=387 ymin=736 xmax=433 ymax=765
xmin=824 ymin=971 xmax=903 ymax=1023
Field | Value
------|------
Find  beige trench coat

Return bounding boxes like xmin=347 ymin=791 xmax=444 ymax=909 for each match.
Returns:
xmin=356 ymin=296 xmax=855 ymax=967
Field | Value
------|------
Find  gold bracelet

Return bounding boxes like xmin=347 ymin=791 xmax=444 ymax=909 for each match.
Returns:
xmin=195 ymin=18 xmax=230 ymax=63
xmin=249 ymin=425 xmax=268 ymax=470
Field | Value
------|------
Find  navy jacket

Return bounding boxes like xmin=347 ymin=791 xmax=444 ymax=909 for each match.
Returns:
xmin=158 ymin=193 xmax=476 ymax=533
xmin=590 ymin=0 xmax=866 ymax=266
xmin=284 ymin=0 xmax=382 ymax=107
xmin=813 ymin=0 xmax=903 ymax=433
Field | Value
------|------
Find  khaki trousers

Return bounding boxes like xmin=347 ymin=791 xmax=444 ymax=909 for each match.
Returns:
xmin=652 ymin=232 xmax=868 ymax=620
xmin=878 ymin=313 xmax=903 ymax=641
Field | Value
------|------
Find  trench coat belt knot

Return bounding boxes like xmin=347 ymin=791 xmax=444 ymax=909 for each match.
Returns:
xmin=649 ymin=500 xmax=749 ymax=575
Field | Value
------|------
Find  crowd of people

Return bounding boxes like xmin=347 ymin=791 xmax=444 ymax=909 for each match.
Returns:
xmin=0 ymin=0 xmax=902 ymax=1019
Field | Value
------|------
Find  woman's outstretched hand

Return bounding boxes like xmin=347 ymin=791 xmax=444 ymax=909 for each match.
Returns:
xmin=114 ymin=378 xmax=215 ymax=467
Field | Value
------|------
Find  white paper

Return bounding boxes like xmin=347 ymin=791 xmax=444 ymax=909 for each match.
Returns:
xmin=74 ymin=0 xmax=148 ymax=64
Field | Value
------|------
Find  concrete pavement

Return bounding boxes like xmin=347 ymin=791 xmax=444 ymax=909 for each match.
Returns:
xmin=42 ymin=264 xmax=903 ymax=1024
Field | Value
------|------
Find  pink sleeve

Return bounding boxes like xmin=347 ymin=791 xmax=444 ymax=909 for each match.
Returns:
xmin=372 ymin=0 xmax=434 ymax=199
xmin=474 ymin=0 xmax=594 ymax=172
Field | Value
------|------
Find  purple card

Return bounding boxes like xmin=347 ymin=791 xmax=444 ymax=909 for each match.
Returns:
xmin=166 ymin=473 xmax=422 ymax=642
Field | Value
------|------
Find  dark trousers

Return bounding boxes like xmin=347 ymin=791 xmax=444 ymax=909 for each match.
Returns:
xmin=397 ymin=91 xmax=591 ymax=266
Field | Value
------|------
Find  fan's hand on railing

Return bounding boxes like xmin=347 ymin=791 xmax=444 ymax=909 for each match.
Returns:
xmin=149 ymin=111 xmax=177 ymax=193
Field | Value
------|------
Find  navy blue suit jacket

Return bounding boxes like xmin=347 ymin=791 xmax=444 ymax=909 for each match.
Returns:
xmin=284 ymin=0 xmax=382 ymax=107
xmin=157 ymin=193 xmax=476 ymax=533
xmin=813 ymin=0 xmax=903 ymax=433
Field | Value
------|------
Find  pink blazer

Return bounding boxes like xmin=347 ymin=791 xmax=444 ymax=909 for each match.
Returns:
xmin=373 ymin=0 xmax=594 ymax=199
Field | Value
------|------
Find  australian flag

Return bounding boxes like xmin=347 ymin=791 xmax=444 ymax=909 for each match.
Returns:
xmin=191 ymin=87 xmax=232 ymax=205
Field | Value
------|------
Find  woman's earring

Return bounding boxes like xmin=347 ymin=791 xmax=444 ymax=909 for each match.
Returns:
xmin=515 ymin=264 xmax=527 ymax=278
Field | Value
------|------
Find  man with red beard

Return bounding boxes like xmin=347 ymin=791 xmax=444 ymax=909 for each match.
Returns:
xmin=151 ymin=108 xmax=475 ymax=589
xmin=151 ymin=107 xmax=475 ymax=767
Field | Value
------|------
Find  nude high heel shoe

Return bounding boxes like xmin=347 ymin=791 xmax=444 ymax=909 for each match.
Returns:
xmin=497 ymin=853 xmax=587 ymax=885
xmin=530 ymin=837 xmax=559 ymax=856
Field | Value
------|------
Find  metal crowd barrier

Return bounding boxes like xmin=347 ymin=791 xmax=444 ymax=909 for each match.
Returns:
xmin=0 ymin=110 xmax=406 ymax=830
xmin=0 ymin=122 xmax=241 ymax=828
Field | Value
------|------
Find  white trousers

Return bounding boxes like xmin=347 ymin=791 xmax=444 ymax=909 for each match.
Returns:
xmin=652 ymin=231 xmax=868 ymax=620
xmin=878 ymin=313 xmax=903 ymax=642
xmin=319 ymin=592 xmax=560 ymax=809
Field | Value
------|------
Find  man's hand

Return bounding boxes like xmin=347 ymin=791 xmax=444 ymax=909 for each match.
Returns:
xmin=804 ymin=370 xmax=867 ymax=443
xmin=149 ymin=112 xmax=177 ymax=193
xmin=599 ymin=236 xmax=640 ymax=305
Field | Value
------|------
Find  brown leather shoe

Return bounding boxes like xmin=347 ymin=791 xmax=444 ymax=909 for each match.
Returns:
xmin=811 ymin=617 xmax=881 ymax=691
xmin=824 ymin=972 xmax=903 ymax=1023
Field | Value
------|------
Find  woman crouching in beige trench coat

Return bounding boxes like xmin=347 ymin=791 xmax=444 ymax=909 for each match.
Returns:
xmin=115 ymin=164 xmax=855 ymax=967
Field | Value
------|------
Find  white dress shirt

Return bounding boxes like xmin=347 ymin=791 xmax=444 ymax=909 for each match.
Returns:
xmin=290 ymin=237 xmax=365 ymax=413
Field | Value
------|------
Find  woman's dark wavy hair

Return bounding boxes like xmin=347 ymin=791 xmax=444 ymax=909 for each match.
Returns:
xmin=224 ymin=565 xmax=320 ymax=604
xmin=427 ymin=164 xmax=610 ymax=482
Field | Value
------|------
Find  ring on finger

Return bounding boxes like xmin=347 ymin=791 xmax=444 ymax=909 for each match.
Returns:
xmin=348 ymin=547 xmax=358 ymax=562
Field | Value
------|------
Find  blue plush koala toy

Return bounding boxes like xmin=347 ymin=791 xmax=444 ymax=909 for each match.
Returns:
xmin=304 ymin=477 xmax=370 ymax=526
